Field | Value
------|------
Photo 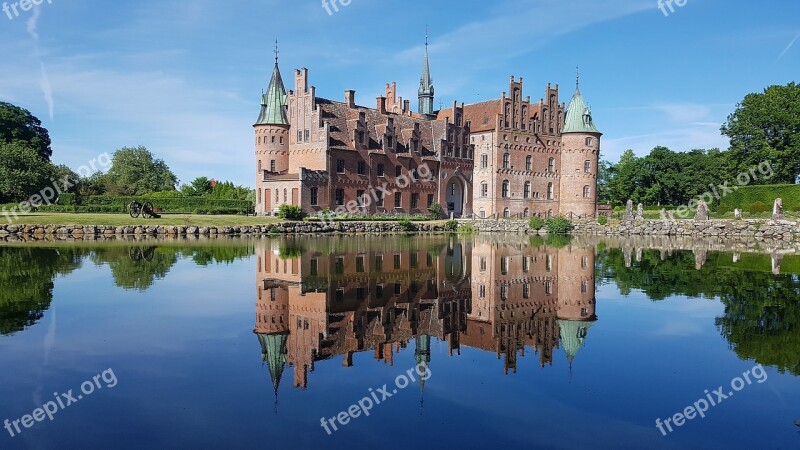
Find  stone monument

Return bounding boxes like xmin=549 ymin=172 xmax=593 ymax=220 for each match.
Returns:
xmin=695 ymin=200 xmax=709 ymax=221
xmin=625 ymin=200 xmax=634 ymax=221
xmin=773 ymin=198 xmax=784 ymax=219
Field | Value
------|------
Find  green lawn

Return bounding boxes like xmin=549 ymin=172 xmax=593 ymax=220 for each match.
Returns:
xmin=5 ymin=213 xmax=282 ymax=227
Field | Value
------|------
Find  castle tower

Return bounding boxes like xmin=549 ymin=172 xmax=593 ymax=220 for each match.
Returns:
xmin=556 ymin=246 xmax=597 ymax=368
xmin=559 ymin=71 xmax=602 ymax=218
xmin=254 ymin=43 xmax=291 ymax=214
xmin=418 ymin=32 xmax=435 ymax=116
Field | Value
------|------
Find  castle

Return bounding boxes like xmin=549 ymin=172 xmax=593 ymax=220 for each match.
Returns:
xmin=254 ymin=40 xmax=601 ymax=219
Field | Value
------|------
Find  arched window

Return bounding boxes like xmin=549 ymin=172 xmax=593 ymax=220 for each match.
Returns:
xmin=547 ymin=209 xmax=554 ymax=218
xmin=480 ymin=182 xmax=488 ymax=198
xmin=503 ymin=208 xmax=510 ymax=218
xmin=547 ymin=183 xmax=554 ymax=200
xmin=502 ymin=180 xmax=510 ymax=198
xmin=503 ymin=153 xmax=510 ymax=169
xmin=584 ymin=160 xmax=591 ymax=173
xmin=585 ymin=137 xmax=593 ymax=146
xmin=583 ymin=185 xmax=591 ymax=198
xmin=524 ymin=181 xmax=531 ymax=199
xmin=526 ymin=155 xmax=532 ymax=171
xmin=548 ymin=157 xmax=555 ymax=173
xmin=479 ymin=208 xmax=486 ymax=218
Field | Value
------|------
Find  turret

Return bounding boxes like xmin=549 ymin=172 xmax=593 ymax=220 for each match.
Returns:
xmin=254 ymin=42 xmax=291 ymax=214
xmin=559 ymin=71 xmax=602 ymax=218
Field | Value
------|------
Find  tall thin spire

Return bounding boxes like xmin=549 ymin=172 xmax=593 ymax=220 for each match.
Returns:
xmin=576 ymin=66 xmax=580 ymax=90
xmin=274 ymin=40 xmax=279 ymax=65
xmin=418 ymin=27 xmax=434 ymax=116
xmin=256 ymin=41 xmax=289 ymax=126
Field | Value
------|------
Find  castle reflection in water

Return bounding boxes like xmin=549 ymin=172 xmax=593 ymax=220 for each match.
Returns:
xmin=254 ymin=235 xmax=596 ymax=393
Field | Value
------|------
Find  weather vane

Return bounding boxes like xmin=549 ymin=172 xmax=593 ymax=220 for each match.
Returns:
xmin=274 ymin=40 xmax=279 ymax=64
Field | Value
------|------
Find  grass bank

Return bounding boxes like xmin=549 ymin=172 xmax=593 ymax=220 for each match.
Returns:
xmin=3 ymin=213 xmax=282 ymax=227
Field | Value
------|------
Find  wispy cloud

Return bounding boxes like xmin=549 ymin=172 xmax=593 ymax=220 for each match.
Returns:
xmin=26 ymin=4 xmax=54 ymax=119
xmin=778 ymin=31 xmax=800 ymax=60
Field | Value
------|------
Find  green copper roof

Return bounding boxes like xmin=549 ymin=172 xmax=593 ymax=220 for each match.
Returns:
xmin=257 ymin=333 xmax=288 ymax=394
xmin=558 ymin=320 xmax=594 ymax=363
xmin=562 ymin=88 xmax=600 ymax=134
xmin=256 ymin=63 xmax=289 ymax=126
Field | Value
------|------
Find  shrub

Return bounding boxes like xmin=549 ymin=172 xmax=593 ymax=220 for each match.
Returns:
xmin=428 ymin=203 xmax=445 ymax=219
xmin=445 ymin=220 xmax=458 ymax=232
xmin=457 ymin=223 xmax=475 ymax=234
xmin=749 ymin=201 xmax=768 ymax=214
xmin=278 ymin=204 xmax=303 ymax=220
xmin=546 ymin=216 xmax=574 ymax=235
xmin=398 ymin=217 xmax=413 ymax=231
xmin=528 ymin=217 xmax=546 ymax=230
xmin=597 ymin=215 xmax=608 ymax=225
xmin=58 ymin=193 xmax=78 ymax=206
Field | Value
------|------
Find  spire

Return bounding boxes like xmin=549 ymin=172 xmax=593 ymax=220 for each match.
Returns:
xmin=562 ymin=72 xmax=600 ymax=134
xmin=256 ymin=41 xmax=289 ymax=126
xmin=558 ymin=320 xmax=594 ymax=366
xmin=257 ymin=333 xmax=288 ymax=414
xmin=418 ymin=27 xmax=434 ymax=116
xmin=415 ymin=335 xmax=431 ymax=414
xmin=576 ymin=66 xmax=580 ymax=91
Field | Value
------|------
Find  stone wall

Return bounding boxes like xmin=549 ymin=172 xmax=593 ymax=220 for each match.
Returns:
xmin=573 ymin=219 xmax=800 ymax=242
xmin=0 ymin=221 xmax=451 ymax=240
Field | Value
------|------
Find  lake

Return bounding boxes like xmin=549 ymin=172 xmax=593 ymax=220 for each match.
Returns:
xmin=0 ymin=234 xmax=798 ymax=449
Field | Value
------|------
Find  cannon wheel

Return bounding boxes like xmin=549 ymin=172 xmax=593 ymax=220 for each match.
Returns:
xmin=128 ymin=201 xmax=141 ymax=218
xmin=142 ymin=202 xmax=155 ymax=219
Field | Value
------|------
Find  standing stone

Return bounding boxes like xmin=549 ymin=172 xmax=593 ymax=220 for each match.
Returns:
xmin=625 ymin=200 xmax=634 ymax=221
xmin=659 ymin=208 xmax=668 ymax=220
xmin=695 ymin=200 xmax=709 ymax=221
xmin=636 ymin=203 xmax=644 ymax=220
xmin=734 ymin=208 xmax=743 ymax=220
xmin=773 ymin=198 xmax=784 ymax=219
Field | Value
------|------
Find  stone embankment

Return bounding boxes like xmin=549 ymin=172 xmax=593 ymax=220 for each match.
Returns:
xmin=0 ymin=221 xmax=450 ymax=240
xmin=573 ymin=219 xmax=800 ymax=241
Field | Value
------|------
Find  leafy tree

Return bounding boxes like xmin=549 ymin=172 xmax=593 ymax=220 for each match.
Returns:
xmin=181 ymin=177 xmax=213 ymax=197
xmin=722 ymin=82 xmax=800 ymax=184
xmin=596 ymin=159 xmax=614 ymax=204
xmin=103 ymin=146 xmax=178 ymax=195
xmin=0 ymin=142 xmax=56 ymax=203
xmin=0 ymin=102 xmax=52 ymax=161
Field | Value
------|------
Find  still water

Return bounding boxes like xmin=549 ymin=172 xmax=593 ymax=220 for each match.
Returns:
xmin=0 ymin=234 xmax=798 ymax=449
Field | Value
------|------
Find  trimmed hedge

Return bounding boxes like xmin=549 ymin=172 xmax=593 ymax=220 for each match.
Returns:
xmin=717 ymin=184 xmax=800 ymax=213
xmin=40 ymin=195 xmax=253 ymax=215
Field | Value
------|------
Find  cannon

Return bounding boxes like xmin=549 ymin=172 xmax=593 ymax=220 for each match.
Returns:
xmin=128 ymin=201 xmax=161 ymax=219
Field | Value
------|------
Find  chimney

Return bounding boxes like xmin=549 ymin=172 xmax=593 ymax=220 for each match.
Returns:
xmin=345 ymin=90 xmax=356 ymax=108
xmin=403 ymin=100 xmax=410 ymax=115
xmin=377 ymin=97 xmax=387 ymax=115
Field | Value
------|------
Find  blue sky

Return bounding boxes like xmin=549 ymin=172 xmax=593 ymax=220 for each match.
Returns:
xmin=0 ymin=0 xmax=798 ymax=188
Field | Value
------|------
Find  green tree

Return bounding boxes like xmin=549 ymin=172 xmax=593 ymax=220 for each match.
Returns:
xmin=722 ymin=82 xmax=800 ymax=184
xmin=181 ymin=177 xmax=213 ymax=197
xmin=0 ymin=142 xmax=56 ymax=203
xmin=104 ymin=146 xmax=178 ymax=195
xmin=0 ymin=102 xmax=52 ymax=161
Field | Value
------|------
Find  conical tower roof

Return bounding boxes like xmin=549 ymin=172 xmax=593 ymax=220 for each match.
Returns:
xmin=257 ymin=333 xmax=288 ymax=398
xmin=562 ymin=86 xmax=600 ymax=134
xmin=256 ymin=47 xmax=289 ymax=126
xmin=558 ymin=320 xmax=594 ymax=364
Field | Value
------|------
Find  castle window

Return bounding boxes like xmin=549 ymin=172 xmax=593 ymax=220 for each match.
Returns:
xmin=411 ymin=193 xmax=419 ymax=209
xmin=526 ymin=156 xmax=532 ymax=171
xmin=523 ymin=257 xmax=529 ymax=272
xmin=581 ymin=281 xmax=589 ymax=293
xmin=305 ymin=129 xmax=310 ymax=141
xmin=479 ymin=208 xmax=486 ymax=218
xmin=258 ymin=189 xmax=262 ymax=205
xmin=481 ymin=154 xmax=488 ymax=169
xmin=547 ymin=183 xmax=554 ymax=200
xmin=548 ymin=157 xmax=555 ymax=173
xmin=480 ymin=257 xmax=487 ymax=272
xmin=582 ymin=256 xmax=588 ymax=268
xmin=335 ymin=189 xmax=344 ymax=206
xmin=297 ymin=131 xmax=302 ymax=142
xmin=280 ymin=136 xmax=284 ymax=144
xmin=283 ymin=189 xmax=287 ymax=203
xmin=583 ymin=185 xmax=591 ymax=198
xmin=502 ymin=180 xmax=510 ymax=198
xmin=357 ymin=190 xmax=365 ymax=207
xmin=523 ymin=283 xmax=530 ymax=299
xmin=524 ymin=182 xmax=531 ymax=199
xmin=337 ymin=159 xmax=345 ymax=174
xmin=396 ymin=165 xmax=402 ymax=177
xmin=377 ymin=164 xmax=385 ymax=177
xmin=584 ymin=160 xmax=592 ymax=173
xmin=394 ymin=192 xmax=402 ymax=208
xmin=271 ymin=136 xmax=275 ymax=143
xmin=500 ymin=285 xmax=508 ymax=301
xmin=310 ymin=188 xmax=318 ymax=206
xmin=545 ymin=281 xmax=553 ymax=295
xmin=427 ymin=194 xmax=434 ymax=207
xmin=586 ymin=137 xmax=593 ymax=146
xmin=480 ymin=285 xmax=486 ymax=298
xmin=375 ymin=255 xmax=383 ymax=272
xmin=481 ymin=182 xmax=488 ymax=198
xmin=258 ymin=160 xmax=262 ymax=172
xmin=503 ymin=207 xmax=510 ymax=218
xmin=270 ymin=160 xmax=276 ymax=172
xmin=503 ymin=153 xmax=510 ymax=169
xmin=358 ymin=161 xmax=366 ymax=175
xmin=376 ymin=191 xmax=384 ymax=207
xmin=451 ymin=183 xmax=456 ymax=196
xmin=524 ymin=208 xmax=530 ymax=218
